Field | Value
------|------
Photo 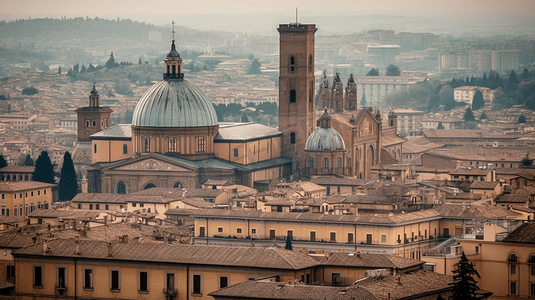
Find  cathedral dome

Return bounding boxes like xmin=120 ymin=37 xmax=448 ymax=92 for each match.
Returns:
xmin=131 ymin=76 xmax=218 ymax=128
xmin=305 ymin=127 xmax=345 ymax=151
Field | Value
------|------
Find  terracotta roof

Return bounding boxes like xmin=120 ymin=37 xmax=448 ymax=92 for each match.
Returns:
xmin=13 ymin=239 xmax=318 ymax=270
xmin=89 ymin=124 xmax=131 ymax=140
xmin=28 ymin=209 xmax=101 ymax=219
xmin=402 ymin=136 xmax=443 ymax=154
xmin=311 ymin=177 xmax=374 ymax=187
xmin=449 ymin=168 xmax=491 ymax=176
xmin=470 ymin=181 xmax=499 ymax=189
xmin=0 ymin=181 xmax=56 ymax=192
xmin=132 ymin=187 xmax=225 ymax=198
xmin=0 ymin=233 xmax=37 ymax=249
xmin=433 ymin=204 xmax=521 ymax=219
xmin=494 ymin=194 xmax=529 ymax=204
xmin=265 ymin=198 xmax=294 ymax=206
xmin=71 ymin=193 xmax=128 ymax=204
xmin=0 ymin=165 xmax=34 ymax=173
xmin=381 ymin=135 xmax=405 ymax=147
xmin=502 ymin=221 xmax=535 ymax=243
xmin=314 ymin=252 xmax=423 ymax=270
xmin=164 ymin=208 xmax=201 ymax=216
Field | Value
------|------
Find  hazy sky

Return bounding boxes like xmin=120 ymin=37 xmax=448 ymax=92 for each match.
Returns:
xmin=2 ymin=0 xmax=534 ymax=21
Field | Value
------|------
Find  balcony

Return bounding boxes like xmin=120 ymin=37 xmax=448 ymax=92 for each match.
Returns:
xmin=163 ymin=288 xmax=178 ymax=300
xmin=55 ymin=285 xmax=67 ymax=296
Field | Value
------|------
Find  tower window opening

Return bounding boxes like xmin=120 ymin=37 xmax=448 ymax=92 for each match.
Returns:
xmin=143 ymin=137 xmax=150 ymax=152
xmin=308 ymin=55 xmax=313 ymax=72
xmin=290 ymin=132 xmax=296 ymax=144
xmin=290 ymin=89 xmax=296 ymax=103
xmin=197 ymin=136 xmax=206 ymax=152
xmin=290 ymin=56 xmax=295 ymax=73
xmin=323 ymin=157 xmax=329 ymax=169
xmin=172 ymin=65 xmax=176 ymax=75
xmin=167 ymin=65 xmax=170 ymax=74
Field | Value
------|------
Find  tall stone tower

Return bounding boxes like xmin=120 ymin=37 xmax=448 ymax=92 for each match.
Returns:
xmin=278 ymin=23 xmax=317 ymax=174
xmin=75 ymin=85 xmax=113 ymax=142
xmin=345 ymin=74 xmax=358 ymax=111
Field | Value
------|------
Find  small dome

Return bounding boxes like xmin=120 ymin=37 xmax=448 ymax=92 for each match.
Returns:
xmin=132 ymin=79 xmax=218 ymax=128
xmin=305 ymin=127 xmax=345 ymax=151
xmin=167 ymin=40 xmax=180 ymax=58
xmin=90 ymin=84 xmax=98 ymax=95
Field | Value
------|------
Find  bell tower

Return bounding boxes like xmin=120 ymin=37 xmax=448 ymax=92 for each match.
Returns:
xmin=278 ymin=23 xmax=317 ymax=174
xmin=75 ymin=84 xmax=113 ymax=142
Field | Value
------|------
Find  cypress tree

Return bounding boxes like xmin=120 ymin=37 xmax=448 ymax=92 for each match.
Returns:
xmin=23 ymin=154 xmax=34 ymax=166
xmin=0 ymin=154 xmax=7 ymax=169
xmin=464 ymin=107 xmax=475 ymax=122
xmin=33 ymin=151 xmax=55 ymax=184
xmin=58 ymin=152 xmax=78 ymax=201
xmin=450 ymin=252 xmax=482 ymax=300
xmin=472 ymin=90 xmax=485 ymax=110
xmin=518 ymin=114 xmax=526 ymax=123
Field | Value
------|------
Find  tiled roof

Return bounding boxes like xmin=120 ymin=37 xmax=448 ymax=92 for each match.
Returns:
xmin=402 ymin=136 xmax=443 ymax=154
xmin=494 ymin=194 xmax=529 ymax=204
xmin=381 ymin=135 xmax=405 ymax=147
xmin=426 ymin=146 xmax=526 ymax=162
xmin=164 ymin=208 xmax=201 ymax=216
xmin=449 ymin=168 xmax=491 ymax=176
xmin=215 ymin=123 xmax=281 ymax=142
xmin=132 ymin=187 xmax=225 ymax=198
xmin=13 ymin=239 xmax=318 ymax=270
xmin=470 ymin=181 xmax=499 ymax=189
xmin=502 ymin=221 xmax=535 ymax=243
xmin=71 ymin=193 xmax=128 ymax=203
xmin=0 ymin=165 xmax=34 ymax=173
xmin=90 ymin=124 xmax=132 ymax=140
xmin=433 ymin=204 xmax=521 ymax=219
xmin=28 ymin=209 xmax=100 ymax=219
xmin=265 ymin=198 xmax=294 ymax=206
xmin=209 ymin=281 xmax=378 ymax=300
xmin=0 ymin=181 xmax=56 ymax=192
xmin=190 ymin=209 xmax=441 ymax=226
xmin=0 ymin=233 xmax=38 ymax=249
xmin=311 ymin=177 xmax=374 ymax=187
xmin=178 ymin=197 xmax=214 ymax=208
xmin=314 ymin=252 xmax=423 ymax=270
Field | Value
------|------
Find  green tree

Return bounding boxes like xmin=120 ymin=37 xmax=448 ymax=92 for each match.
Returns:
xmin=33 ymin=151 xmax=55 ymax=184
xmin=471 ymin=90 xmax=485 ymax=110
xmin=0 ymin=154 xmax=7 ymax=169
xmin=105 ymin=52 xmax=119 ymax=69
xmin=521 ymin=68 xmax=530 ymax=80
xmin=437 ymin=122 xmax=444 ymax=129
xmin=385 ymin=64 xmax=400 ymax=76
xmin=480 ymin=112 xmax=488 ymax=120
xmin=22 ymin=87 xmax=38 ymax=95
xmin=366 ymin=68 xmax=379 ymax=76
xmin=360 ymin=94 xmax=367 ymax=107
xmin=438 ymin=85 xmax=457 ymax=110
xmin=507 ymin=70 xmax=519 ymax=91
xmin=248 ymin=59 xmax=262 ymax=75
xmin=450 ymin=252 xmax=483 ymax=300
xmin=518 ymin=114 xmax=526 ymax=123
xmin=428 ymin=94 xmax=440 ymax=112
xmin=240 ymin=113 xmax=248 ymax=122
xmin=58 ymin=152 xmax=78 ymax=201
xmin=23 ymin=154 xmax=34 ymax=166
xmin=285 ymin=236 xmax=293 ymax=250
xmin=464 ymin=107 xmax=475 ymax=122
xmin=521 ymin=154 xmax=533 ymax=166
xmin=57 ymin=66 xmax=62 ymax=74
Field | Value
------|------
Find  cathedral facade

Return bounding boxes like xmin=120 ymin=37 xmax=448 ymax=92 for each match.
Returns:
xmin=82 ymin=22 xmax=403 ymax=194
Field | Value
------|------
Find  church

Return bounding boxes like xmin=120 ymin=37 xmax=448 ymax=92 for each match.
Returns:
xmin=81 ymin=23 xmax=403 ymax=194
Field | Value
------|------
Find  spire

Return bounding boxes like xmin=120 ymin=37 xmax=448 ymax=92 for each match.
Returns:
xmin=89 ymin=83 xmax=99 ymax=107
xmin=90 ymin=82 xmax=98 ymax=95
xmin=163 ymin=21 xmax=183 ymax=80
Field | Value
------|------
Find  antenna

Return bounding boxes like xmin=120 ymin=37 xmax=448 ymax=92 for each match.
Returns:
xmin=172 ymin=21 xmax=176 ymax=40
xmin=296 ymin=7 xmax=298 ymax=24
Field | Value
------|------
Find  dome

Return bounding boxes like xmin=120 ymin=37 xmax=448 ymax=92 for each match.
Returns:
xmin=167 ymin=39 xmax=180 ymax=58
xmin=132 ymin=79 xmax=218 ymax=127
xmin=305 ymin=127 xmax=345 ymax=151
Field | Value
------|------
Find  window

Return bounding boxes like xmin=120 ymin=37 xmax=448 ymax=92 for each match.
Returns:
xmin=347 ymin=232 xmax=354 ymax=243
xmin=110 ymin=270 xmax=120 ymax=291
xmin=105 ymin=204 xmax=109 ymax=210
xmin=381 ymin=234 xmax=387 ymax=243
xmin=116 ymin=181 xmax=127 ymax=194
xmin=197 ymin=136 xmax=206 ymax=152
xmin=366 ymin=234 xmax=372 ymax=244
xmin=89 ymin=204 xmax=93 ymax=210
xmin=309 ymin=157 xmax=315 ymax=169
xmin=233 ymin=148 xmax=239 ymax=157
xmin=199 ymin=226 xmax=206 ymax=237
xmin=337 ymin=157 xmax=342 ymax=168
xmin=237 ymin=228 xmax=242 ymax=234
xmin=270 ymin=229 xmax=276 ymax=239
xmin=217 ymin=227 xmax=223 ymax=233
xmin=511 ymin=264 xmax=516 ymax=274
xmin=95 ymin=204 xmax=100 ymax=210
xmin=31 ymin=191 xmax=33 ymax=197
xmin=290 ymin=132 xmax=296 ymax=144
xmin=323 ymin=157 xmax=329 ymax=169
xmin=166 ymin=273 xmax=175 ymax=293
xmin=219 ymin=276 xmax=228 ymax=289
xmin=332 ymin=273 xmax=340 ymax=286
xmin=287 ymin=230 xmax=293 ymax=240
xmin=531 ymin=283 xmax=535 ymax=297
xmin=511 ymin=282 xmax=517 ymax=295
xmin=143 ymin=137 xmax=150 ymax=152
xmin=308 ymin=55 xmax=313 ymax=72
xmin=94 ymin=144 xmax=97 ymax=154
xmin=123 ymin=144 xmax=128 ymax=154
xmin=310 ymin=231 xmax=316 ymax=242
xmin=139 ymin=271 xmax=148 ymax=293
xmin=509 ymin=253 xmax=518 ymax=262
xmin=34 ymin=266 xmax=43 ymax=287
xmin=290 ymin=56 xmax=295 ymax=72
xmin=84 ymin=269 xmax=93 ymax=289
xmin=92 ymin=120 xmax=96 ymax=127
xmin=290 ymin=89 xmax=296 ymax=103
xmin=532 ymin=266 xmax=535 ymax=276
xmin=192 ymin=274 xmax=202 ymax=295
xmin=86 ymin=120 xmax=90 ymax=127
xmin=6 ymin=265 xmax=14 ymax=280
xmin=168 ymin=138 xmax=177 ymax=152
xmin=330 ymin=232 xmax=336 ymax=242
xmin=57 ymin=267 xmax=66 ymax=288
xmin=251 ymin=228 xmax=257 ymax=234
xmin=443 ymin=228 xmax=450 ymax=238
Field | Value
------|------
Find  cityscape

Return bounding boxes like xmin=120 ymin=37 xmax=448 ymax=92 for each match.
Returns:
xmin=0 ymin=1 xmax=534 ymax=299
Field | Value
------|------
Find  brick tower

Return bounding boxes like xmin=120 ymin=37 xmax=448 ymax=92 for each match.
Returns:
xmin=75 ymin=84 xmax=113 ymax=142
xmin=278 ymin=23 xmax=317 ymax=174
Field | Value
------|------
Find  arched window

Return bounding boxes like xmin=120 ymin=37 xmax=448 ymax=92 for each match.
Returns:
xmin=308 ymin=55 xmax=313 ymax=72
xmin=290 ymin=56 xmax=295 ymax=72
xmin=290 ymin=132 xmax=296 ymax=144
xmin=123 ymin=144 xmax=128 ymax=154
xmin=172 ymin=182 xmax=183 ymax=189
xmin=172 ymin=65 xmax=176 ymax=75
xmin=116 ymin=181 xmax=127 ymax=194
xmin=197 ymin=136 xmax=206 ymax=152
xmin=86 ymin=120 xmax=90 ymax=127
xmin=94 ymin=144 xmax=97 ymax=154
xmin=234 ymin=148 xmax=239 ymax=157
xmin=92 ymin=120 xmax=96 ymax=127
xmin=337 ymin=157 xmax=342 ymax=168
xmin=390 ymin=119 xmax=394 ymax=126
xmin=168 ymin=137 xmax=178 ymax=152
xmin=323 ymin=157 xmax=329 ymax=169
xmin=309 ymin=157 xmax=315 ymax=169
xmin=143 ymin=183 xmax=157 ymax=190
xmin=290 ymin=89 xmax=296 ymax=103
xmin=143 ymin=137 xmax=150 ymax=152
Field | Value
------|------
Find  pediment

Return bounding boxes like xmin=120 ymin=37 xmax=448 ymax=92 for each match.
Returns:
xmin=111 ymin=158 xmax=194 ymax=172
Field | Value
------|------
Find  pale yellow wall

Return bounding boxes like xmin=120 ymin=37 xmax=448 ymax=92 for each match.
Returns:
xmin=92 ymin=140 xmax=133 ymax=163
xmin=214 ymin=137 xmax=281 ymax=166
xmin=74 ymin=202 xmax=125 ymax=212
xmin=0 ymin=186 xmax=53 ymax=219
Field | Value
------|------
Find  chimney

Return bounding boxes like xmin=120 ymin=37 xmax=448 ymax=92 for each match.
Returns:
xmin=74 ymin=240 xmax=80 ymax=255
xmin=122 ymin=235 xmax=128 ymax=243
xmin=43 ymin=239 xmax=50 ymax=253
xmin=104 ymin=216 xmax=108 ymax=225
xmin=107 ymin=242 xmax=113 ymax=257
xmin=396 ymin=276 xmax=402 ymax=285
